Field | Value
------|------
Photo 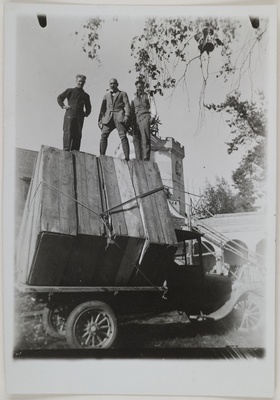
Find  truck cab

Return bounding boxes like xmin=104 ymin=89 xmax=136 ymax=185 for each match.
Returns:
xmin=167 ymin=229 xmax=232 ymax=318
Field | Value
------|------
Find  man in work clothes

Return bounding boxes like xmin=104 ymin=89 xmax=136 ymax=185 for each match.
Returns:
xmin=98 ymin=78 xmax=130 ymax=161
xmin=57 ymin=74 xmax=91 ymax=151
xmin=130 ymin=80 xmax=156 ymax=161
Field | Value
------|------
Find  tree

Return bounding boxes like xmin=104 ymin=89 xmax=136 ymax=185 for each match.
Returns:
xmin=78 ymin=16 xmax=266 ymax=97
xmin=194 ymin=176 xmax=256 ymax=217
xmin=75 ymin=18 xmax=104 ymax=63
xmin=206 ymin=92 xmax=267 ymax=202
xmin=130 ymin=17 xmax=266 ymax=99
xmin=77 ymin=15 xmax=268 ymax=205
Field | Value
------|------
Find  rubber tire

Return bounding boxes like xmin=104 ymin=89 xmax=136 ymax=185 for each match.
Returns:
xmin=42 ymin=306 xmax=67 ymax=338
xmin=231 ymin=293 xmax=263 ymax=332
xmin=66 ymin=301 xmax=117 ymax=349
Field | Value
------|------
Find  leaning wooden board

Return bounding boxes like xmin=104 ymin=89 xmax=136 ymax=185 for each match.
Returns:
xmin=128 ymin=159 xmax=178 ymax=285
xmin=16 ymin=146 xmax=178 ymax=287
xmin=97 ymin=156 xmax=145 ymax=286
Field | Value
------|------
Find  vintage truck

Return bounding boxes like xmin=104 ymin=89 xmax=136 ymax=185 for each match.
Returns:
xmin=16 ymin=146 xmax=263 ymax=349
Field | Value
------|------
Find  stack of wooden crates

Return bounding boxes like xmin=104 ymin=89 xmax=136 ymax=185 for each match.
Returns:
xmin=16 ymin=146 xmax=178 ymax=287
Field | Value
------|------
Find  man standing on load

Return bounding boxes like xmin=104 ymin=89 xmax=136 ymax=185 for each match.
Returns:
xmin=130 ymin=80 xmax=156 ymax=161
xmin=57 ymin=74 xmax=92 ymax=151
xmin=98 ymin=78 xmax=131 ymax=161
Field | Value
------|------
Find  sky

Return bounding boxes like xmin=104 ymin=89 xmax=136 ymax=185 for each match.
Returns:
xmin=12 ymin=4 xmax=271 ymax=195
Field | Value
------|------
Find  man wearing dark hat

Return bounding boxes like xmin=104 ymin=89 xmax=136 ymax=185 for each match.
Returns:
xmin=57 ymin=74 xmax=91 ymax=151
xmin=130 ymin=80 xmax=156 ymax=161
xmin=98 ymin=78 xmax=130 ymax=161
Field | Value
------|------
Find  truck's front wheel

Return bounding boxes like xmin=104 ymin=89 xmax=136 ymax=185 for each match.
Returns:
xmin=66 ymin=301 xmax=117 ymax=349
xmin=232 ymin=293 xmax=263 ymax=331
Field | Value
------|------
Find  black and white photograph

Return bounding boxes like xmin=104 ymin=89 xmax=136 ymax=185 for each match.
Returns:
xmin=3 ymin=2 xmax=277 ymax=397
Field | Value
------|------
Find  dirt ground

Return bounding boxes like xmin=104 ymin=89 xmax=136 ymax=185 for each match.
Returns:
xmin=14 ymin=291 xmax=265 ymax=353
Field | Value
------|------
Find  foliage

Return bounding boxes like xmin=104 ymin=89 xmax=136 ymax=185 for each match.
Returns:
xmin=130 ymin=17 xmax=241 ymax=96
xmin=78 ymin=16 xmax=266 ymax=99
xmin=195 ymin=176 xmax=256 ymax=217
xmin=206 ymin=92 xmax=267 ymax=201
xmin=129 ymin=17 xmax=266 ymax=99
xmin=75 ymin=18 xmax=104 ymax=63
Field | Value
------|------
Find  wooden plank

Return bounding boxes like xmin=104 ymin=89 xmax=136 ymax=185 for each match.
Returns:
xmin=114 ymin=237 xmax=145 ymax=285
xmin=40 ymin=147 xmax=76 ymax=235
xmin=129 ymin=159 xmax=164 ymax=244
xmin=16 ymin=153 xmax=40 ymax=283
xmin=58 ymin=150 xmax=76 ymax=235
xmin=28 ymin=233 xmax=73 ymax=286
xmin=143 ymin=161 xmax=177 ymax=245
xmin=74 ymin=151 xmax=104 ymax=236
xmin=41 ymin=147 xmax=60 ymax=232
xmin=99 ymin=156 xmax=128 ymax=236
xmin=26 ymin=147 xmax=45 ymax=280
xmin=113 ymin=158 xmax=144 ymax=238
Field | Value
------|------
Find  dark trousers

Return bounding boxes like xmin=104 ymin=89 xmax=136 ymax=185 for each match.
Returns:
xmin=133 ymin=115 xmax=151 ymax=161
xmin=100 ymin=117 xmax=129 ymax=160
xmin=63 ymin=116 xmax=83 ymax=151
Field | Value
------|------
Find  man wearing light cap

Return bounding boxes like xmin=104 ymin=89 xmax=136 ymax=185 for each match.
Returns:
xmin=57 ymin=74 xmax=92 ymax=151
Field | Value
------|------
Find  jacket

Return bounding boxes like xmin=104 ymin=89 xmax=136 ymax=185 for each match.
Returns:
xmin=98 ymin=90 xmax=130 ymax=125
xmin=57 ymin=87 xmax=91 ymax=118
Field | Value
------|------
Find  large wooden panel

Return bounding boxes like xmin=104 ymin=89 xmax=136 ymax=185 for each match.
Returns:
xmin=96 ymin=236 xmax=130 ymax=286
xmin=73 ymin=151 xmax=105 ymax=236
xmin=99 ymin=156 xmax=128 ymax=236
xmin=17 ymin=146 xmax=78 ymax=285
xmin=17 ymin=148 xmax=178 ymax=288
xmin=61 ymin=235 xmax=107 ymax=286
xmin=28 ymin=233 xmax=74 ymax=286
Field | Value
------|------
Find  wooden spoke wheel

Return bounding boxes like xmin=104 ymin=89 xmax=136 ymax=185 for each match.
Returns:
xmin=66 ymin=301 xmax=117 ymax=349
xmin=232 ymin=293 xmax=263 ymax=332
xmin=43 ymin=305 xmax=68 ymax=337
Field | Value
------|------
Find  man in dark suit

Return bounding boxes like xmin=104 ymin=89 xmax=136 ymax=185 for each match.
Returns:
xmin=57 ymin=74 xmax=91 ymax=151
xmin=98 ymin=78 xmax=130 ymax=160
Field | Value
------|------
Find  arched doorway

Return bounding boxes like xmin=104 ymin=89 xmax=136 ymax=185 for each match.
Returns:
xmin=224 ymin=240 xmax=248 ymax=273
